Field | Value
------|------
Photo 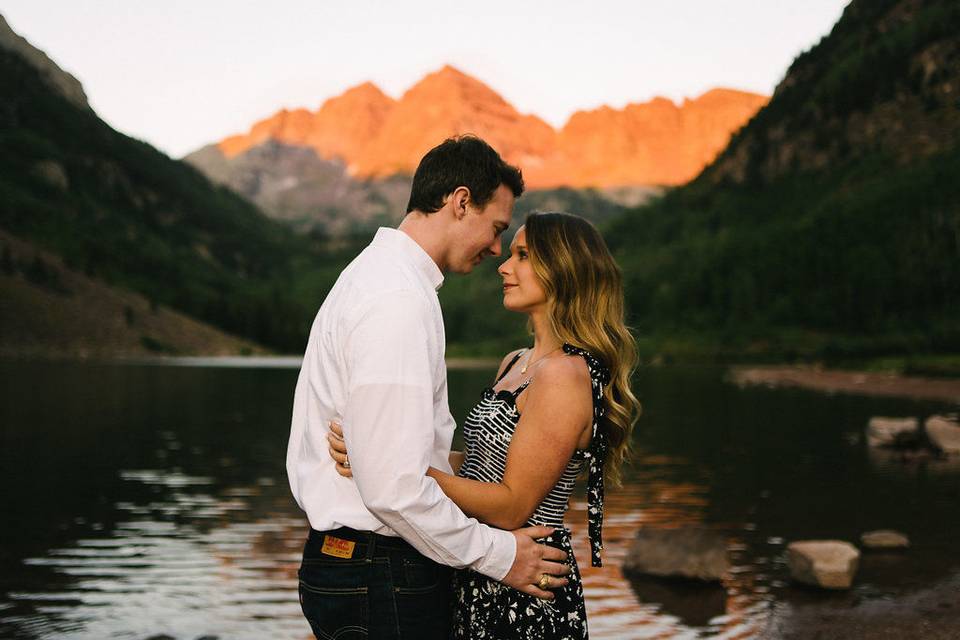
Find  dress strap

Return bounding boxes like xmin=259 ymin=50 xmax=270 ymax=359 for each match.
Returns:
xmin=494 ymin=349 xmax=527 ymax=384
xmin=561 ymin=342 xmax=611 ymax=567
xmin=511 ymin=378 xmax=533 ymax=398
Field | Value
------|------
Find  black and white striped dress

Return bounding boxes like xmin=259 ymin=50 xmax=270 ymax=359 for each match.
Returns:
xmin=451 ymin=343 xmax=610 ymax=640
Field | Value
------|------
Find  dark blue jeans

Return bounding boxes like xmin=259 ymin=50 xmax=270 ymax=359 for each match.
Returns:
xmin=299 ymin=527 xmax=452 ymax=640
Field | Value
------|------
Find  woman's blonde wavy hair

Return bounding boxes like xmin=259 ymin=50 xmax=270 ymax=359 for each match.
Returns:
xmin=524 ymin=211 xmax=641 ymax=487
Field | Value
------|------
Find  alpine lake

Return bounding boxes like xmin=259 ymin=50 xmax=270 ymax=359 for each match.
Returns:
xmin=2 ymin=358 xmax=958 ymax=639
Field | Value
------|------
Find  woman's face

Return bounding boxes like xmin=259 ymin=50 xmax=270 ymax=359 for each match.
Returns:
xmin=498 ymin=226 xmax=548 ymax=313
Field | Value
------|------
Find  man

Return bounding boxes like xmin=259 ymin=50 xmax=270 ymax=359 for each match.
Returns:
xmin=287 ymin=135 xmax=569 ymax=639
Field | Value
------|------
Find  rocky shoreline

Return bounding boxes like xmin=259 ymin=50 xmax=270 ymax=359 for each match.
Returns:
xmin=730 ymin=366 xmax=960 ymax=404
xmin=760 ymin=570 xmax=960 ymax=639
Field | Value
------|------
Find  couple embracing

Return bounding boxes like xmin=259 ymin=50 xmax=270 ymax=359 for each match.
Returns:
xmin=286 ymin=135 xmax=640 ymax=639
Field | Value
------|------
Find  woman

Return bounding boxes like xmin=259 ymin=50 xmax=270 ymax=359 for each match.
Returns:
xmin=330 ymin=211 xmax=640 ymax=638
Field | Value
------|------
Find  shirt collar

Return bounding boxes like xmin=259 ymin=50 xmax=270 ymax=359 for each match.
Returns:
xmin=372 ymin=227 xmax=445 ymax=291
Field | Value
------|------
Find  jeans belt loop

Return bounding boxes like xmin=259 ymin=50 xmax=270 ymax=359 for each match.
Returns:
xmin=365 ymin=531 xmax=377 ymax=560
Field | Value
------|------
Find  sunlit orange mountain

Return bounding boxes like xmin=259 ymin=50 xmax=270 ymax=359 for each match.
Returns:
xmin=552 ymin=89 xmax=769 ymax=187
xmin=219 ymin=81 xmax=396 ymax=162
xmin=214 ymin=65 xmax=767 ymax=188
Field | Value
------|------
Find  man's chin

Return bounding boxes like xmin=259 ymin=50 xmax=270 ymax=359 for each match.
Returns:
xmin=451 ymin=258 xmax=482 ymax=274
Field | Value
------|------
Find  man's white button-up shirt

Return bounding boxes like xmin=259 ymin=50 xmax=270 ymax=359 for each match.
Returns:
xmin=287 ymin=227 xmax=516 ymax=580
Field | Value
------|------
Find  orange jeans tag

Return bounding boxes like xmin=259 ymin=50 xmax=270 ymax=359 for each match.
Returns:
xmin=321 ymin=535 xmax=356 ymax=558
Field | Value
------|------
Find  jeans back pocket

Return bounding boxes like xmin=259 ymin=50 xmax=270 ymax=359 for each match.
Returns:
xmin=398 ymin=557 xmax=445 ymax=594
xmin=299 ymin=559 xmax=368 ymax=639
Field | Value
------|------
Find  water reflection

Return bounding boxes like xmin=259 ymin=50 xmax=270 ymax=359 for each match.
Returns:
xmin=7 ymin=464 xmax=310 ymax=640
xmin=1 ymin=360 xmax=958 ymax=639
xmin=566 ymin=456 xmax=771 ymax=639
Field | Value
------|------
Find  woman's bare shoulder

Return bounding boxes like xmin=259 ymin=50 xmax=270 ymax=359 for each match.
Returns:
xmin=521 ymin=356 xmax=593 ymax=433
xmin=535 ymin=354 xmax=592 ymax=390
xmin=527 ymin=356 xmax=592 ymax=412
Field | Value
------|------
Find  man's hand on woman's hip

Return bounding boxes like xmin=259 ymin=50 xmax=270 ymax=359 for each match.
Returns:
xmin=502 ymin=526 xmax=571 ymax=599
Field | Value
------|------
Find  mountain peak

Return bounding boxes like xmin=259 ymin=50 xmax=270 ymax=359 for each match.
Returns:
xmin=219 ymin=80 xmax=396 ymax=159
xmin=705 ymin=0 xmax=960 ymax=184
xmin=695 ymin=87 xmax=762 ymax=100
xmin=401 ymin=64 xmax=508 ymax=105
xmin=435 ymin=63 xmax=471 ymax=79
xmin=551 ymin=89 xmax=767 ymax=186
xmin=350 ymin=65 xmax=552 ymax=177
xmin=333 ymin=80 xmax=390 ymax=104
xmin=0 ymin=14 xmax=89 ymax=109
xmin=319 ymin=80 xmax=394 ymax=113
xmin=308 ymin=81 xmax=396 ymax=161
xmin=206 ymin=67 xmax=767 ymax=187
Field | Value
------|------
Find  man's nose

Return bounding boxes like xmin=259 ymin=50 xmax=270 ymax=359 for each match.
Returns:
xmin=488 ymin=237 xmax=502 ymax=257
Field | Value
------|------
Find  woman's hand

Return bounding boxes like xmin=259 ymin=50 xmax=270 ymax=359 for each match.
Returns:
xmin=329 ymin=421 xmax=466 ymax=478
xmin=449 ymin=450 xmax=465 ymax=475
xmin=327 ymin=421 xmax=353 ymax=478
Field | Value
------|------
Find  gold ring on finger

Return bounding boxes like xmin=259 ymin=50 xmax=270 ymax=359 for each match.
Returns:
xmin=537 ymin=573 xmax=550 ymax=590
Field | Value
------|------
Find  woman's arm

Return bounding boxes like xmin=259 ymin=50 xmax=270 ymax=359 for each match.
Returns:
xmin=428 ymin=357 xmax=592 ymax=530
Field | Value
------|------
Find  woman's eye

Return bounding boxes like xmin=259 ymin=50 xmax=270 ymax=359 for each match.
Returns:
xmin=518 ymin=250 xmax=528 ymax=260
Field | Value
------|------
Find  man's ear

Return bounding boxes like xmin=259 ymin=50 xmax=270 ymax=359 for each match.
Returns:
xmin=450 ymin=186 xmax=471 ymax=219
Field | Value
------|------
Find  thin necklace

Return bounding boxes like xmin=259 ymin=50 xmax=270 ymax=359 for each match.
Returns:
xmin=520 ymin=346 xmax=563 ymax=374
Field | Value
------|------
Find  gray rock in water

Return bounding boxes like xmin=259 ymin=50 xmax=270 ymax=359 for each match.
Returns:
xmin=867 ymin=417 xmax=919 ymax=448
xmin=787 ymin=540 xmax=860 ymax=589
xmin=860 ymin=529 xmax=910 ymax=549
xmin=926 ymin=415 xmax=960 ymax=454
xmin=622 ymin=528 xmax=730 ymax=582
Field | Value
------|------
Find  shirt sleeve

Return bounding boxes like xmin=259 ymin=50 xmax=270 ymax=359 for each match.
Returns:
xmin=341 ymin=289 xmax=517 ymax=581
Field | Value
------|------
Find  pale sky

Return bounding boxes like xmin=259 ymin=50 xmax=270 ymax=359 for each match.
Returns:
xmin=2 ymin=1 xmax=848 ymax=158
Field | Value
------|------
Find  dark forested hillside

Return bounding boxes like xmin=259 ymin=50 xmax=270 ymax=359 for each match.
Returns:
xmin=0 ymin=45 xmax=338 ymax=351
xmin=604 ymin=0 xmax=960 ymax=361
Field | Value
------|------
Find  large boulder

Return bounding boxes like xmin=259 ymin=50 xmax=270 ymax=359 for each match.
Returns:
xmin=787 ymin=540 xmax=860 ymax=589
xmin=926 ymin=415 xmax=960 ymax=454
xmin=866 ymin=417 xmax=919 ymax=448
xmin=622 ymin=528 xmax=730 ymax=582
xmin=860 ymin=530 xmax=910 ymax=550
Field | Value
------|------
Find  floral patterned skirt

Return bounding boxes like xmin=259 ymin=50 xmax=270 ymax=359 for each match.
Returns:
xmin=451 ymin=528 xmax=588 ymax=640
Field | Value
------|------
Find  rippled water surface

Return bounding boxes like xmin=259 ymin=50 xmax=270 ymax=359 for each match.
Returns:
xmin=1 ymin=360 xmax=958 ymax=639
